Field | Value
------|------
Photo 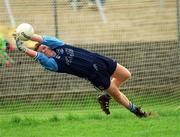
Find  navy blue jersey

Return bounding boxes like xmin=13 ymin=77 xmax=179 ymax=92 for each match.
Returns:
xmin=36 ymin=36 xmax=117 ymax=90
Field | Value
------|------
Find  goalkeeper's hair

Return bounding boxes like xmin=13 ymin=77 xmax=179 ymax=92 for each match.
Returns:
xmin=34 ymin=43 xmax=41 ymax=51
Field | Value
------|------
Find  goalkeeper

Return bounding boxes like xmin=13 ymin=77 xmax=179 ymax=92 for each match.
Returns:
xmin=13 ymin=33 xmax=150 ymax=118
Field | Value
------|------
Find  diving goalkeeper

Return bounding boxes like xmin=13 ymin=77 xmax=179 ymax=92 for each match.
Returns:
xmin=13 ymin=32 xmax=150 ymax=118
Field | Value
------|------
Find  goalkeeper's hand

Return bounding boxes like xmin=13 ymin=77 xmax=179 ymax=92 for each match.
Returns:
xmin=13 ymin=33 xmax=27 ymax=52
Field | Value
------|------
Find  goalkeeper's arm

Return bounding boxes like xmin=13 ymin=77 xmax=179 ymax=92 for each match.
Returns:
xmin=29 ymin=34 xmax=65 ymax=49
xmin=14 ymin=37 xmax=58 ymax=71
xmin=30 ymin=34 xmax=43 ymax=43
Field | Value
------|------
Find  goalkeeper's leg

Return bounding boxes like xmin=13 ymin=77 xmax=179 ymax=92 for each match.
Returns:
xmin=107 ymin=83 xmax=150 ymax=118
xmin=101 ymin=63 xmax=150 ymax=117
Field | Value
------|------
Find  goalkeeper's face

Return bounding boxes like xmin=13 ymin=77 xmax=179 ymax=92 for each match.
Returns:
xmin=36 ymin=45 xmax=54 ymax=57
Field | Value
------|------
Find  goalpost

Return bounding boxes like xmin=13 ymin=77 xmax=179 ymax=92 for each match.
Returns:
xmin=3 ymin=0 xmax=16 ymax=27
xmin=0 ymin=0 xmax=180 ymax=113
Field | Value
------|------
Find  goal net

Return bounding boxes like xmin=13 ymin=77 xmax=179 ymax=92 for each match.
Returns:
xmin=0 ymin=0 xmax=180 ymax=113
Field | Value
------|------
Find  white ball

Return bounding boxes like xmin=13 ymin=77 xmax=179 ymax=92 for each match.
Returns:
xmin=16 ymin=23 xmax=34 ymax=41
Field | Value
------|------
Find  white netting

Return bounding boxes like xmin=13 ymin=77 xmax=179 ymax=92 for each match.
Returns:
xmin=0 ymin=0 xmax=180 ymax=113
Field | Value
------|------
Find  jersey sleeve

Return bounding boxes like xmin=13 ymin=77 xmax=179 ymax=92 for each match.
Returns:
xmin=35 ymin=52 xmax=58 ymax=71
xmin=41 ymin=36 xmax=65 ymax=49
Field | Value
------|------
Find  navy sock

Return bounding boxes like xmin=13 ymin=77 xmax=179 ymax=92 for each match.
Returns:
xmin=128 ymin=103 xmax=138 ymax=113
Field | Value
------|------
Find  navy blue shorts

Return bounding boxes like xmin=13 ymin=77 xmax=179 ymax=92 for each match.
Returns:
xmin=88 ymin=53 xmax=117 ymax=90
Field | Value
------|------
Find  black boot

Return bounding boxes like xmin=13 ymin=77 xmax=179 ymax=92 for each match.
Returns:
xmin=133 ymin=107 xmax=151 ymax=118
xmin=97 ymin=94 xmax=111 ymax=115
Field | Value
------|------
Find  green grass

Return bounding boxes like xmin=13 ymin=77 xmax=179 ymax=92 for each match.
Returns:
xmin=0 ymin=106 xmax=180 ymax=137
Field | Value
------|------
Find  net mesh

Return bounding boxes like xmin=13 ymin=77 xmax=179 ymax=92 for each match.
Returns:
xmin=0 ymin=0 xmax=180 ymax=113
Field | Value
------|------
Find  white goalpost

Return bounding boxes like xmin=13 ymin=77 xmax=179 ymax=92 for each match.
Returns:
xmin=4 ymin=0 xmax=16 ymax=27
xmin=95 ymin=0 xmax=107 ymax=23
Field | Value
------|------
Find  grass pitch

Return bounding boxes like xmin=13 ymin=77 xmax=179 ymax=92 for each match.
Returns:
xmin=0 ymin=105 xmax=179 ymax=137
